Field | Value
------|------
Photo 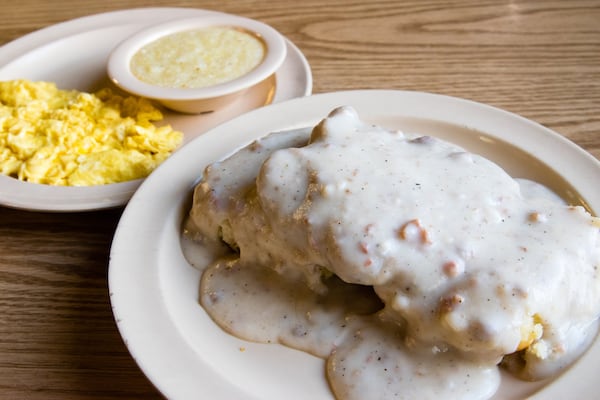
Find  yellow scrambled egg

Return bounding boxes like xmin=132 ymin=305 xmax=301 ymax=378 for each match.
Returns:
xmin=0 ymin=80 xmax=183 ymax=186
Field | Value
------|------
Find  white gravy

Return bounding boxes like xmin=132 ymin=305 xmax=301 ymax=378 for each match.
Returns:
xmin=183 ymin=106 xmax=600 ymax=399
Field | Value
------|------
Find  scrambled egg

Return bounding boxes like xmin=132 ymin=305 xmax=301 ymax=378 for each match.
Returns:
xmin=0 ymin=79 xmax=183 ymax=186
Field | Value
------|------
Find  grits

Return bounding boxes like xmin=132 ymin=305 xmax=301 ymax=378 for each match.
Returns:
xmin=0 ymin=80 xmax=182 ymax=186
xmin=130 ymin=27 xmax=265 ymax=89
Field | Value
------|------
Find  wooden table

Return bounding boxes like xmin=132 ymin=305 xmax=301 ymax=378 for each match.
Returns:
xmin=1 ymin=1 xmax=598 ymax=398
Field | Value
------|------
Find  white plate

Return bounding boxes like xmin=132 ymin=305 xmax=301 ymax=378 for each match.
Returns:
xmin=109 ymin=90 xmax=600 ymax=400
xmin=0 ymin=7 xmax=312 ymax=212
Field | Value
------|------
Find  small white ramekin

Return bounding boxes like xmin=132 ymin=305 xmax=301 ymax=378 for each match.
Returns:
xmin=107 ymin=15 xmax=287 ymax=114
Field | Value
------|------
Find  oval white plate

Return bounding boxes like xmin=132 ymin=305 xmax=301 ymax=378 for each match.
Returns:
xmin=0 ymin=7 xmax=312 ymax=212
xmin=109 ymin=89 xmax=600 ymax=400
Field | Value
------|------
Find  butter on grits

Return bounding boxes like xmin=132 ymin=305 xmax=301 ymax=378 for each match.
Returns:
xmin=0 ymin=80 xmax=183 ymax=186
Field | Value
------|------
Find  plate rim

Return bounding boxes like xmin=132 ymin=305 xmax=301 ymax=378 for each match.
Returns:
xmin=108 ymin=89 xmax=600 ymax=400
xmin=0 ymin=7 xmax=312 ymax=212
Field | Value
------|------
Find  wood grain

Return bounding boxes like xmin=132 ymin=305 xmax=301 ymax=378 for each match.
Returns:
xmin=0 ymin=0 xmax=599 ymax=398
